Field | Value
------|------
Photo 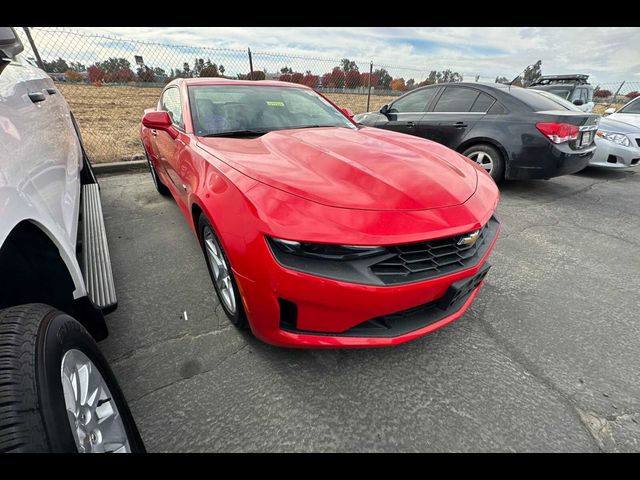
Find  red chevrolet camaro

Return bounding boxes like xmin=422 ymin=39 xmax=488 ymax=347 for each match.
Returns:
xmin=140 ymin=78 xmax=500 ymax=348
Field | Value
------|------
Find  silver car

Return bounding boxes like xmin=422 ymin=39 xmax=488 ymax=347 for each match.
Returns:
xmin=590 ymin=117 xmax=640 ymax=169
xmin=604 ymin=96 xmax=640 ymax=129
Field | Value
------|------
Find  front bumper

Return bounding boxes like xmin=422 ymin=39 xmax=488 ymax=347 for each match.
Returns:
xmin=234 ymin=221 xmax=501 ymax=348
xmin=589 ymin=137 xmax=640 ymax=168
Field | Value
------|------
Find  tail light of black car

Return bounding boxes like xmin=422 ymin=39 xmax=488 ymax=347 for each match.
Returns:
xmin=535 ymin=122 xmax=580 ymax=144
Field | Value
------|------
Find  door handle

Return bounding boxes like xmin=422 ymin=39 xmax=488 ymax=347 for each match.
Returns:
xmin=28 ymin=92 xmax=46 ymax=103
xmin=151 ymin=129 xmax=158 ymax=136
xmin=46 ymin=88 xmax=56 ymax=95
xmin=454 ymin=122 xmax=467 ymax=128
xmin=406 ymin=121 xmax=416 ymax=129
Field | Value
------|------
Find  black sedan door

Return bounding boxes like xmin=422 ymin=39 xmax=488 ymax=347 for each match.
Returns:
xmin=376 ymin=86 xmax=440 ymax=135
xmin=418 ymin=86 xmax=492 ymax=148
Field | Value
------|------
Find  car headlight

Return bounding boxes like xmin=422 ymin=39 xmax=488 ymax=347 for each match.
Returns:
xmin=597 ymin=131 xmax=631 ymax=147
xmin=268 ymin=237 xmax=387 ymax=260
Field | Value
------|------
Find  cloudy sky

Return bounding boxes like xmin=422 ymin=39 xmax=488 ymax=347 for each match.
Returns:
xmin=33 ymin=27 xmax=640 ymax=86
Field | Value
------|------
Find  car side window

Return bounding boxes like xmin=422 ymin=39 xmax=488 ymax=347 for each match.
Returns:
xmin=581 ymin=88 xmax=589 ymax=103
xmin=470 ymin=92 xmax=495 ymax=112
xmin=570 ymin=87 xmax=585 ymax=103
xmin=389 ymin=88 xmax=438 ymax=113
xmin=432 ymin=87 xmax=480 ymax=113
xmin=161 ymin=88 xmax=183 ymax=129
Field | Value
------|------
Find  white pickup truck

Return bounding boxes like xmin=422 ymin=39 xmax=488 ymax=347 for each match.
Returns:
xmin=0 ymin=27 xmax=144 ymax=452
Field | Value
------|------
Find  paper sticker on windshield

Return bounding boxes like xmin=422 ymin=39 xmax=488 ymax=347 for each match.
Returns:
xmin=266 ymin=101 xmax=285 ymax=107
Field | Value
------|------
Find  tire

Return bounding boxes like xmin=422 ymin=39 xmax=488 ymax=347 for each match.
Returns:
xmin=197 ymin=214 xmax=248 ymax=329
xmin=462 ymin=143 xmax=505 ymax=183
xmin=145 ymin=149 xmax=171 ymax=196
xmin=0 ymin=304 xmax=145 ymax=453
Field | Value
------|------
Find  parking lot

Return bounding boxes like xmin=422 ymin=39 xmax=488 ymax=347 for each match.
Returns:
xmin=97 ymin=167 xmax=640 ymax=452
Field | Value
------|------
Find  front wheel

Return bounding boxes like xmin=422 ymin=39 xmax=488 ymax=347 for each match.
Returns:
xmin=462 ymin=143 xmax=505 ymax=182
xmin=0 ymin=304 xmax=145 ymax=453
xmin=197 ymin=214 xmax=248 ymax=329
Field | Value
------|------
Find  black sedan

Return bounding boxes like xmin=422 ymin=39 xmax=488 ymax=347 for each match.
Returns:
xmin=354 ymin=83 xmax=600 ymax=181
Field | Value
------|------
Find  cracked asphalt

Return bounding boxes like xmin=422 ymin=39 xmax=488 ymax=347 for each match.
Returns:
xmin=97 ymin=167 xmax=640 ymax=452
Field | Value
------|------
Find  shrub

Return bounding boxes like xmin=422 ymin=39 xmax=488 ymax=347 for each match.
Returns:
xmin=322 ymin=68 xmax=345 ymax=88
xmin=137 ymin=67 xmax=155 ymax=83
xmin=291 ymin=72 xmax=304 ymax=84
xmin=247 ymin=71 xmax=266 ymax=80
xmin=594 ymin=89 xmax=613 ymax=98
xmin=87 ymin=65 xmax=105 ymax=83
xmin=359 ymin=72 xmax=379 ymax=88
xmin=279 ymin=73 xmax=292 ymax=82
xmin=390 ymin=78 xmax=406 ymax=91
xmin=106 ymin=68 xmax=135 ymax=83
xmin=200 ymin=64 xmax=219 ymax=77
xmin=302 ymin=74 xmax=319 ymax=88
xmin=64 ymin=69 xmax=83 ymax=83
xmin=345 ymin=70 xmax=361 ymax=88
xmin=625 ymin=91 xmax=640 ymax=99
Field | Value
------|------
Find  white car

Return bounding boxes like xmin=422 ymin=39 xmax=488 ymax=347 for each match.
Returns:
xmin=604 ymin=96 xmax=640 ymax=129
xmin=0 ymin=27 xmax=144 ymax=452
xmin=590 ymin=117 xmax=640 ymax=169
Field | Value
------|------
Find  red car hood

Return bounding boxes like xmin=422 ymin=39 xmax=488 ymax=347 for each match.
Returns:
xmin=197 ymin=126 xmax=478 ymax=211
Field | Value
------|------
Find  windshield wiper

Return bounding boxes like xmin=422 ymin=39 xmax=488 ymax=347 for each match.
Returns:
xmin=279 ymin=124 xmax=351 ymax=131
xmin=202 ymin=129 xmax=269 ymax=138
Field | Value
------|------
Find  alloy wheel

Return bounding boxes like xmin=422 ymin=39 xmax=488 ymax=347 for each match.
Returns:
xmin=60 ymin=349 xmax=130 ymax=453
xmin=468 ymin=151 xmax=494 ymax=174
xmin=203 ymin=227 xmax=237 ymax=314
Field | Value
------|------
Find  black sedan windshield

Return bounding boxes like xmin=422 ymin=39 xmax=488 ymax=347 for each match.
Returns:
xmin=188 ymin=84 xmax=355 ymax=136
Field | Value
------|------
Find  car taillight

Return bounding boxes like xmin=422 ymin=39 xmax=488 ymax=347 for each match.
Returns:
xmin=536 ymin=122 xmax=580 ymax=144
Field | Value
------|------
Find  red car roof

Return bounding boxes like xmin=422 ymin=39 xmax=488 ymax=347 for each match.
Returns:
xmin=176 ymin=77 xmax=312 ymax=89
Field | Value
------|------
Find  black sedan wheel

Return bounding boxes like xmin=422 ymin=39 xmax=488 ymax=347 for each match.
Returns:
xmin=463 ymin=144 xmax=505 ymax=182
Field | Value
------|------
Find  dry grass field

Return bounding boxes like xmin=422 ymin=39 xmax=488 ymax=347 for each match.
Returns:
xmin=57 ymin=83 xmax=396 ymax=163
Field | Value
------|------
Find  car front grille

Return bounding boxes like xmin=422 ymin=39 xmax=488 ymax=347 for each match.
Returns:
xmin=369 ymin=216 xmax=500 ymax=285
xmin=636 ymin=138 xmax=640 ymax=148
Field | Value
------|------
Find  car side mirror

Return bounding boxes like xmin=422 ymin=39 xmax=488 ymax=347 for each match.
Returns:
xmin=573 ymin=99 xmax=584 ymax=106
xmin=142 ymin=111 xmax=178 ymax=138
xmin=142 ymin=111 xmax=177 ymax=138
xmin=0 ymin=27 xmax=24 ymax=61
xmin=604 ymin=107 xmax=616 ymax=115
xmin=0 ymin=27 xmax=24 ymax=75
xmin=340 ymin=107 xmax=354 ymax=119
xmin=380 ymin=104 xmax=390 ymax=115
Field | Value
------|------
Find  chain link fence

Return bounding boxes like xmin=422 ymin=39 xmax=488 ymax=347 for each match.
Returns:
xmin=592 ymin=81 xmax=640 ymax=114
xmin=14 ymin=27 xmax=638 ymax=162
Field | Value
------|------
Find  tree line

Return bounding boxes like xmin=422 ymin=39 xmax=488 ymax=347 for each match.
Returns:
xmin=42 ymin=56 xmax=228 ymax=84
xmin=275 ymin=59 xmax=464 ymax=91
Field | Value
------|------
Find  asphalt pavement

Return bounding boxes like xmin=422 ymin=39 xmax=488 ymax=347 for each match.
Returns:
xmin=97 ymin=167 xmax=640 ymax=452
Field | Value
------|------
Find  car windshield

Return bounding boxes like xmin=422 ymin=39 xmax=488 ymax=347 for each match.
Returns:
xmin=510 ymin=87 xmax=581 ymax=112
xmin=618 ymin=98 xmax=640 ymax=114
xmin=188 ymin=84 xmax=356 ymax=136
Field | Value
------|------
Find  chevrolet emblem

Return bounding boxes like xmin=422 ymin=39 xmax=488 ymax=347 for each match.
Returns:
xmin=457 ymin=230 xmax=480 ymax=247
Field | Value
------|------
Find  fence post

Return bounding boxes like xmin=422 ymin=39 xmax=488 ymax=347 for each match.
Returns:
xmin=366 ymin=61 xmax=373 ymax=112
xmin=606 ymin=81 xmax=625 ymax=110
xmin=22 ymin=27 xmax=44 ymax=70
xmin=248 ymin=47 xmax=253 ymax=79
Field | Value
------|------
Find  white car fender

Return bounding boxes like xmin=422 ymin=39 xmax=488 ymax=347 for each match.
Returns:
xmin=0 ymin=185 xmax=86 ymax=299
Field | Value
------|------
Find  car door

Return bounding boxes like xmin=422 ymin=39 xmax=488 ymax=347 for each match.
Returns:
xmin=155 ymin=86 xmax=188 ymax=199
xmin=376 ymin=87 xmax=439 ymax=135
xmin=418 ymin=86 xmax=490 ymax=148
xmin=0 ymin=51 xmax=81 ymax=245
